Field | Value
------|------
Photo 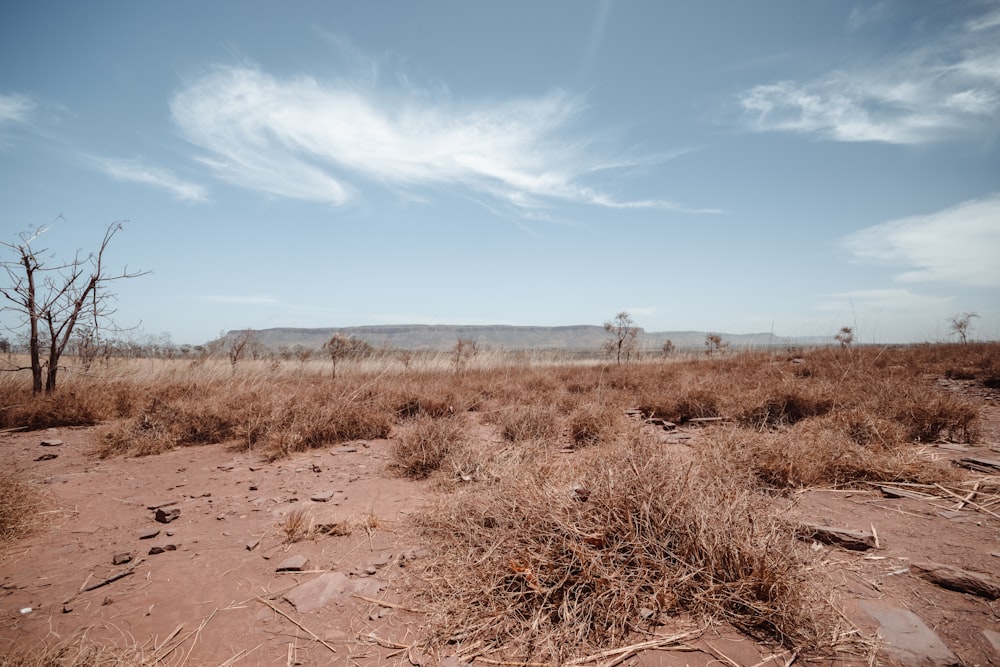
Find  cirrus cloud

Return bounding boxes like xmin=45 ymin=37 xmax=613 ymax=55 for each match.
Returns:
xmin=170 ymin=64 xmax=706 ymax=214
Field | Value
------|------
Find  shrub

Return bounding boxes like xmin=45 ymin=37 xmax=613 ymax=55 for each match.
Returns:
xmin=567 ymin=403 xmax=625 ymax=448
xmin=495 ymin=404 xmax=560 ymax=443
xmin=392 ymin=414 xmax=467 ymax=479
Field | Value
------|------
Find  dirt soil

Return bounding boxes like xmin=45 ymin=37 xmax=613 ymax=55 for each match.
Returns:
xmin=2 ymin=382 xmax=999 ymax=666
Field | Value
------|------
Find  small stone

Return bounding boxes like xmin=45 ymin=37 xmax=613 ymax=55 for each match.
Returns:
xmin=276 ymin=555 xmax=310 ymax=572
xmin=248 ymin=485 xmax=258 ymax=491
xmin=34 ymin=453 xmax=58 ymax=461
xmin=246 ymin=537 xmax=261 ymax=551
xmin=311 ymin=464 xmax=322 ymax=473
xmin=364 ymin=565 xmax=377 ymax=575
xmin=155 ymin=507 xmax=180 ymax=523
xmin=40 ymin=439 xmax=63 ymax=447
xmin=795 ymin=522 xmax=875 ymax=551
xmin=138 ymin=528 xmax=160 ymax=540
xmin=334 ymin=446 xmax=358 ymax=453
xmin=146 ymin=500 xmax=179 ymax=510
xmin=149 ymin=546 xmax=165 ymax=555
xmin=216 ymin=514 xmax=225 ymax=521
xmin=311 ymin=491 xmax=335 ymax=503
xmin=112 ymin=553 xmax=132 ymax=565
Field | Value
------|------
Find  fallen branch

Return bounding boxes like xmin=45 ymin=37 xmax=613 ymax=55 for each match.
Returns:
xmin=351 ymin=593 xmax=426 ymax=613
xmin=934 ymin=484 xmax=1000 ymax=521
xmin=256 ymin=596 xmax=337 ymax=655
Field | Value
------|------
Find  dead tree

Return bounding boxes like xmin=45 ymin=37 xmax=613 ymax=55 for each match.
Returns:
xmin=603 ymin=311 xmax=639 ymax=365
xmin=0 ymin=220 xmax=147 ymax=394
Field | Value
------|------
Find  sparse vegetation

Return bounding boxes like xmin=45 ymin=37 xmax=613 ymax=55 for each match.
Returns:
xmin=0 ymin=468 xmax=40 ymax=546
xmin=1 ymin=340 xmax=994 ymax=663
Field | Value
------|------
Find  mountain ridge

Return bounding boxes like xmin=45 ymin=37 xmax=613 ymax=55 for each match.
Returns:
xmin=221 ymin=324 xmax=831 ymax=352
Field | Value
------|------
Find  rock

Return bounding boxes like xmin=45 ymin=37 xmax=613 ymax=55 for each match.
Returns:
xmin=245 ymin=537 xmax=261 ymax=551
xmin=276 ymin=555 xmax=310 ymax=572
xmin=112 ymin=553 xmax=132 ymax=565
xmin=311 ymin=491 xmax=335 ymax=502
xmin=146 ymin=500 xmax=179 ymax=510
xmin=363 ymin=565 xmax=377 ymax=576
xmin=984 ymin=629 xmax=1000 ymax=653
xmin=334 ymin=446 xmax=358 ymax=453
xmin=40 ymin=439 xmax=63 ymax=447
xmin=34 ymin=453 xmax=57 ymax=461
xmin=795 ymin=522 xmax=876 ymax=551
xmin=855 ymin=599 xmax=959 ymax=667
xmin=154 ymin=507 xmax=180 ymax=523
xmin=910 ymin=561 xmax=1000 ymax=599
xmin=148 ymin=545 xmax=177 ymax=555
xmin=283 ymin=572 xmax=350 ymax=611
xmin=138 ymin=528 xmax=160 ymax=540
xmin=372 ymin=551 xmax=393 ymax=568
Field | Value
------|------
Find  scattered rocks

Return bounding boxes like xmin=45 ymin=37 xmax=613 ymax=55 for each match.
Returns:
xmin=910 ymin=561 xmax=1000 ymax=599
xmin=112 ymin=553 xmax=132 ymax=565
xmin=795 ymin=522 xmax=876 ymax=551
xmin=855 ymin=599 xmax=959 ymax=667
xmin=148 ymin=544 xmax=177 ymax=555
xmin=154 ymin=507 xmax=181 ymax=523
xmin=39 ymin=439 xmax=63 ymax=447
xmin=275 ymin=555 xmax=310 ymax=572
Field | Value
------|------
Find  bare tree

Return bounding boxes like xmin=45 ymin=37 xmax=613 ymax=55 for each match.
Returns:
xmin=0 ymin=220 xmax=146 ymax=394
xmin=603 ymin=311 xmax=639 ymax=365
xmin=834 ymin=326 xmax=854 ymax=348
xmin=704 ymin=333 xmax=728 ymax=356
xmin=661 ymin=339 xmax=675 ymax=357
xmin=228 ymin=329 xmax=258 ymax=368
xmin=947 ymin=312 xmax=978 ymax=344
xmin=322 ymin=333 xmax=374 ymax=378
xmin=452 ymin=337 xmax=477 ymax=372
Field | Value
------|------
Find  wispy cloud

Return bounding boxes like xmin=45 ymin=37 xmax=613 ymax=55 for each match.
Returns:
xmin=739 ymin=6 xmax=1000 ymax=144
xmin=170 ymin=63 xmax=705 ymax=214
xmin=0 ymin=92 xmax=35 ymax=125
xmin=92 ymin=156 xmax=209 ymax=202
xmin=842 ymin=194 xmax=1000 ymax=287
xmin=200 ymin=295 xmax=279 ymax=305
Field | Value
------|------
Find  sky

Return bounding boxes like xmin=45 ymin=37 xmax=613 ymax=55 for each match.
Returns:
xmin=1 ymin=1 xmax=998 ymax=346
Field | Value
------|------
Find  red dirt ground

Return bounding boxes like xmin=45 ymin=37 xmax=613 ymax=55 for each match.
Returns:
xmin=2 ymin=383 xmax=999 ymax=666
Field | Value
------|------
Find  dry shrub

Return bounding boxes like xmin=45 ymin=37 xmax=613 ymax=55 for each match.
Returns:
xmin=392 ymin=414 xmax=468 ymax=479
xmin=495 ymin=404 xmax=561 ymax=443
xmin=0 ymin=390 xmax=101 ymax=430
xmin=738 ymin=390 xmax=833 ymax=429
xmin=894 ymin=393 xmax=979 ymax=443
xmin=638 ymin=388 xmax=720 ymax=424
xmin=280 ymin=507 xmax=313 ymax=544
xmin=0 ymin=468 xmax=40 ymax=547
xmin=567 ymin=403 xmax=625 ymax=448
xmin=706 ymin=422 xmax=958 ymax=490
xmin=416 ymin=435 xmax=834 ymax=661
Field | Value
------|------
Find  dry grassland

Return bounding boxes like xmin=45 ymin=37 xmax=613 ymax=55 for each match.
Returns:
xmin=0 ymin=342 xmax=995 ymax=664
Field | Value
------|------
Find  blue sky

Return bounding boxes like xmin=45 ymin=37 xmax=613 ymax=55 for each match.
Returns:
xmin=1 ymin=1 xmax=998 ymax=345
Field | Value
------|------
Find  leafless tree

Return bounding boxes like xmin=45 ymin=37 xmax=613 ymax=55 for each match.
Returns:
xmin=603 ymin=311 xmax=639 ymax=365
xmin=322 ymin=333 xmax=374 ymax=378
xmin=662 ymin=339 xmax=675 ymax=357
xmin=835 ymin=326 xmax=854 ymax=348
xmin=0 ymin=220 xmax=146 ymax=394
xmin=704 ymin=333 xmax=728 ymax=356
xmin=452 ymin=337 xmax=477 ymax=372
xmin=228 ymin=329 xmax=258 ymax=368
xmin=947 ymin=312 xmax=978 ymax=344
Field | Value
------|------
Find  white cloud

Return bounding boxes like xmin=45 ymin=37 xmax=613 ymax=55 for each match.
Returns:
xmin=170 ymin=64 xmax=702 ymax=213
xmin=200 ymin=295 xmax=279 ymax=305
xmin=843 ymin=194 xmax=1000 ymax=287
xmin=0 ymin=92 xmax=35 ymax=125
xmin=93 ymin=156 xmax=208 ymax=202
xmin=739 ymin=6 xmax=1000 ymax=144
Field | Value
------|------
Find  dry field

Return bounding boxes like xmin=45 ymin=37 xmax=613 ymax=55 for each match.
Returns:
xmin=1 ymin=343 xmax=998 ymax=666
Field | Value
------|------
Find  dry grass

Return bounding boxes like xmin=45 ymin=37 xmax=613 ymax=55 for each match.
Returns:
xmin=279 ymin=507 xmax=313 ymax=544
xmin=0 ymin=467 xmax=41 ymax=547
xmin=391 ymin=414 xmax=468 ymax=479
xmin=415 ymin=434 xmax=837 ymax=662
